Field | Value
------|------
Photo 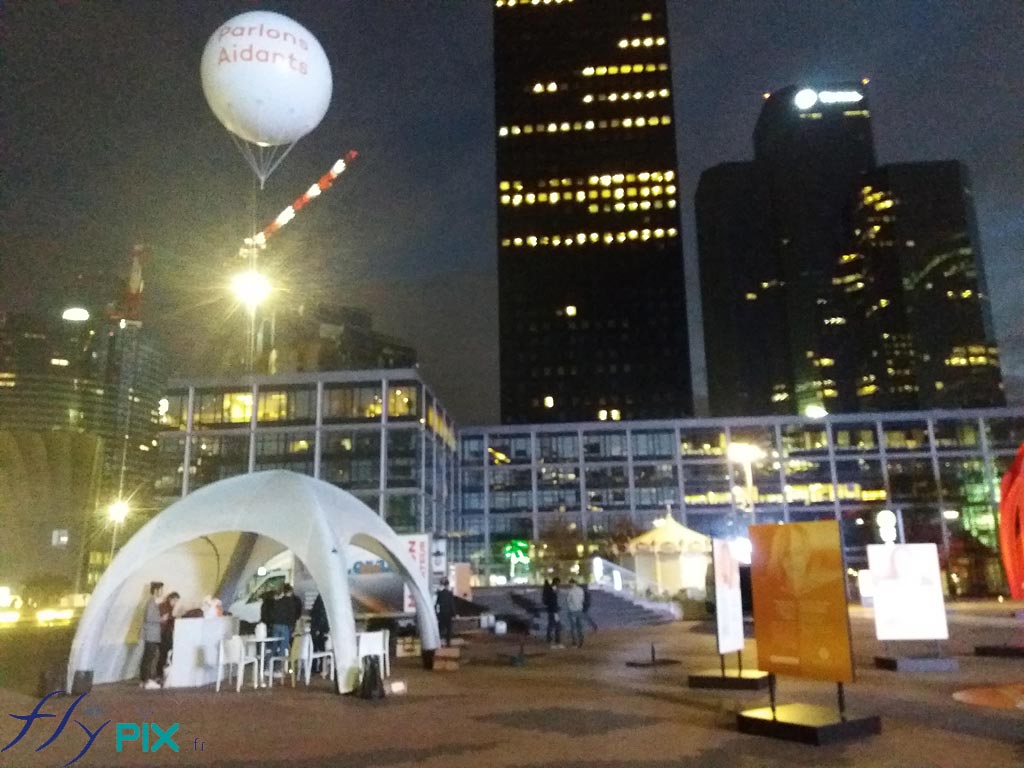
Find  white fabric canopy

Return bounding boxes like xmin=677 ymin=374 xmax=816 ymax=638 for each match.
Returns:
xmin=627 ymin=516 xmax=711 ymax=555
xmin=67 ymin=470 xmax=439 ymax=693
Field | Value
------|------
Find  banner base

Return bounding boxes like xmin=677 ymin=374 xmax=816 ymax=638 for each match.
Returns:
xmin=737 ymin=704 xmax=881 ymax=746
xmin=975 ymin=645 xmax=1024 ymax=658
xmin=874 ymin=655 xmax=958 ymax=673
xmin=688 ymin=669 xmax=772 ymax=690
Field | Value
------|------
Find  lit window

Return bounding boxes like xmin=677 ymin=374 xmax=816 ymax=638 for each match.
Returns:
xmin=582 ymin=94 xmax=594 ymax=103
xmin=582 ymin=66 xmax=595 ymax=76
xmin=584 ymin=120 xmax=595 ymax=130
xmin=610 ymin=409 xmax=621 ymax=421
xmin=549 ymin=192 xmax=560 ymax=203
xmin=544 ymin=396 xmax=555 ymax=408
xmin=499 ymin=181 xmax=510 ymax=191
xmin=498 ymin=127 xmax=509 ymax=137
xmin=641 ymin=11 xmax=652 ymax=20
xmin=656 ymin=36 xmax=666 ymax=45
xmin=598 ymin=409 xmax=609 ymax=421
xmin=547 ymin=82 xmax=558 ymax=92
xmin=533 ymin=83 xmax=544 ymax=93
xmin=500 ymin=194 xmax=511 ymax=204
xmin=618 ymin=39 xmax=629 ymax=49
xmin=511 ymin=126 xmax=521 ymax=135
xmin=643 ymin=37 xmax=654 ymax=46
xmin=623 ymin=118 xmax=633 ymax=127
xmin=565 ymin=305 xmax=577 ymax=317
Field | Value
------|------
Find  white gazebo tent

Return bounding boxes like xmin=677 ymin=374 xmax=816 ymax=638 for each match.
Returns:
xmin=67 ymin=470 xmax=439 ymax=693
xmin=624 ymin=515 xmax=711 ymax=598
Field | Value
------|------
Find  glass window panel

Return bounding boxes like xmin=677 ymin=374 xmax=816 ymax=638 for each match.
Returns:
xmin=256 ymin=387 xmax=315 ymax=424
xmin=682 ymin=512 xmax=746 ymax=540
xmin=462 ymin=468 xmax=484 ymax=491
xmin=321 ymin=430 xmax=380 ymax=490
xmin=489 ymin=434 xmax=532 ymax=464
xmin=679 ymin=428 xmax=726 ymax=457
xmin=537 ymin=488 xmax=579 ymax=513
xmin=633 ymin=463 xmax=676 ymax=487
xmin=682 ymin=463 xmax=732 ymax=507
xmin=490 ymin=467 xmax=532 ymax=490
xmin=538 ymin=432 xmax=579 ymax=463
xmin=195 ymin=390 xmax=252 ymax=428
xmin=783 ymin=458 xmax=836 ymax=506
xmin=387 ymin=382 xmax=420 ymax=419
xmin=385 ymin=494 xmax=419 ymax=533
xmin=461 ymin=436 xmax=484 ymax=465
xmin=834 ymin=459 xmax=888 ymax=504
xmin=323 ymin=384 xmax=383 ymax=422
xmin=632 ymin=429 xmax=674 ymax=459
xmin=983 ymin=417 xmax=1024 ymax=451
xmin=781 ymin=423 xmax=827 ymax=455
xmin=933 ymin=419 xmax=980 ymax=450
xmin=583 ymin=430 xmax=628 ymax=461
xmin=831 ymin=422 xmax=879 ymax=453
xmin=900 ymin=506 xmax=944 ymax=547
xmin=159 ymin=393 xmax=187 ymax=430
xmin=190 ymin=433 xmax=250 ymax=490
xmin=886 ymin=458 xmax=938 ymax=504
xmin=882 ymin=420 xmax=930 ymax=452
xmin=585 ymin=466 xmax=630 ymax=510
xmin=938 ymin=458 xmax=997 ymax=550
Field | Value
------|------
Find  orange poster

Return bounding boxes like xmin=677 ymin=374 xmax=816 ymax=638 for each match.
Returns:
xmin=750 ymin=520 xmax=854 ymax=683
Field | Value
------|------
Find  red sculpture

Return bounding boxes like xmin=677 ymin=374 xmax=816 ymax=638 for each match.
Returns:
xmin=998 ymin=444 xmax=1024 ymax=600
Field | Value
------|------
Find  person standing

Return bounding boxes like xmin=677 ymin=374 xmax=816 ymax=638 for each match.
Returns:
xmin=310 ymin=594 xmax=330 ymax=673
xmin=270 ymin=583 xmax=303 ymax=660
xmin=435 ymin=580 xmax=456 ymax=647
xmin=544 ymin=578 xmax=563 ymax=648
xmin=565 ymin=579 xmax=586 ymax=648
xmin=581 ymin=582 xmax=598 ymax=632
xmin=157 ymin=591 xmax=180 ymax=682
xmin=139 ymin=582 xmax=164 ymax=689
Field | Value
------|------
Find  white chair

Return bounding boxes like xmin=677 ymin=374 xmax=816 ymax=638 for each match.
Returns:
xmin=300 ymin=632 xmax=335 ymax=683
xmin=356 ymin=630 xmax=389 ymax=679
xmin=268 ymin=635 xmax=301 ymax=688
xmin=216 ymin=635 xmax=258 ymax=692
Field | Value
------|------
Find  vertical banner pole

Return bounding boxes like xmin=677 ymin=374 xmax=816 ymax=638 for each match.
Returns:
xmin=837 ymin=681 xmax=847 ymax=721
xmin=720 ymin=654 xmax=726 ymax=678
xmin=737 ymin=650 xmax=743 ymax=676
xmin=768 ymin=674 xmax=777 ymax=720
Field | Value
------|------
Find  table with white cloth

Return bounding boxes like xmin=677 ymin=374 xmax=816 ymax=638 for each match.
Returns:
xmin=241 ymin=635 xmax=286 ymax=688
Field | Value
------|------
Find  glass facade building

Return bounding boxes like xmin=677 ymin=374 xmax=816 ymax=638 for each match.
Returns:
xmin=155 ymin=369 xmax=457 ymax=537
xmin=458 ymin=408 xmax=1024 ymax=594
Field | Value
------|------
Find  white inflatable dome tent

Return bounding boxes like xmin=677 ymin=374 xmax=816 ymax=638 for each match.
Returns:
xmin=67 ymin=470 xmax=440 ymax=693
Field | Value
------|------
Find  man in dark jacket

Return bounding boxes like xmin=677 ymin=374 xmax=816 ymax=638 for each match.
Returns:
xmin=543 ymin=578 xmax=563 ymax=648
xmin=310 ymin=594 xmax=330 ymax=672
xmin=435 ymin=580 xmax=455 ymax=646
xmin=269 ymin=584 xmax=303 ymax=661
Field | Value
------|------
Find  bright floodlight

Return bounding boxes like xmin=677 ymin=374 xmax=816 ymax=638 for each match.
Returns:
xmin=804 ymin=404 xmax=828 ymax=419
xmin=727 ymin=442 xmax=766 ymax=464
xmin=108 ymin=500 xmax=130 ymax=524
xmin=231 ymin=270 xmax=272 ymax=309
xmin=62 ymin=307 xmax=90 ymax=322
xmin=793 ymin=88 xmax=818 ymax=110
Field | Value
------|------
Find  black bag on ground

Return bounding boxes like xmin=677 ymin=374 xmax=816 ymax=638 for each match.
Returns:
xmin=357 ymin=655 xmax=385 ymax=700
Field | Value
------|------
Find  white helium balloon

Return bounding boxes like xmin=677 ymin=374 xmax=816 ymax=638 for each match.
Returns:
xmin=201 ymin=10 xmax=332 ymax=147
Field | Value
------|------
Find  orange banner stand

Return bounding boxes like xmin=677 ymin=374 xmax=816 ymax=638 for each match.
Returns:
xmin=749 ymin=520 xmax=854 ymax=683
xmin=738 ymin=520 xmax=880 ymax=745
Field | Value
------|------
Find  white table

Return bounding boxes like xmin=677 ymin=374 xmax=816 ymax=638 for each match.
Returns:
xmin=241 ymin=635 xmax=285 ymax=688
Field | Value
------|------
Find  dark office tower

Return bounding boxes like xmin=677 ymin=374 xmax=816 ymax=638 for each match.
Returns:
xmin=494 ymin=0 xmax=691 ymax=424
xmin=843 ymin=161 xmax=1004 ymax=410
xmin=754 ymin=83 xmax=876 ymax=415
xmin=696 ymin=162 xmax=791 ymax=415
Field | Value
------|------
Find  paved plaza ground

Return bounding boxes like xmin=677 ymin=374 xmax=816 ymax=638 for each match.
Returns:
xmin=1 ymin=606 xmax=1022 ymax=767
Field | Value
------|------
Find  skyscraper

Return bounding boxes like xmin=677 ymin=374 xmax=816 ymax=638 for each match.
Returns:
xmin=753 ymin=83 xmax=876 ymax=415
xmin=494 ymin=0 xmax=691 ymax=424
xmin=695 ymin=162 xmax=790 ymax=416
xmin=840 ymin=161 xmax=1003 ymax=409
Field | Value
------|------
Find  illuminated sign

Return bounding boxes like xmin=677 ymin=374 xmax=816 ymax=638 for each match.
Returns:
xmin=793 ymin=88 xmax=864 ymax=110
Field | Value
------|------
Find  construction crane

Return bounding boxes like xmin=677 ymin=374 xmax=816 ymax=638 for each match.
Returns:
xmin=241 ymin=150 xmax=358 ymax=255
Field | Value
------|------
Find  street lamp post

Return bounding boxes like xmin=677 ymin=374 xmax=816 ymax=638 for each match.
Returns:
xmin=108 ymin=500 xmax=129 ymax=560
xmin=727 ymin=442 xmax=767 ymax=512
xmin=230 ymin=270 xmax=272 ymax=373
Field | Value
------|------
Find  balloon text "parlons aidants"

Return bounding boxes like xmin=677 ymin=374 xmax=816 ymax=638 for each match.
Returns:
xmin=215 ymin=23 xmax=312 ymax=75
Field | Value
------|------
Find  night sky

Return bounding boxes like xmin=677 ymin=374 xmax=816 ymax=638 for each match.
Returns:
xmin=2 ymin=1 xmax=1021 ymax=425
